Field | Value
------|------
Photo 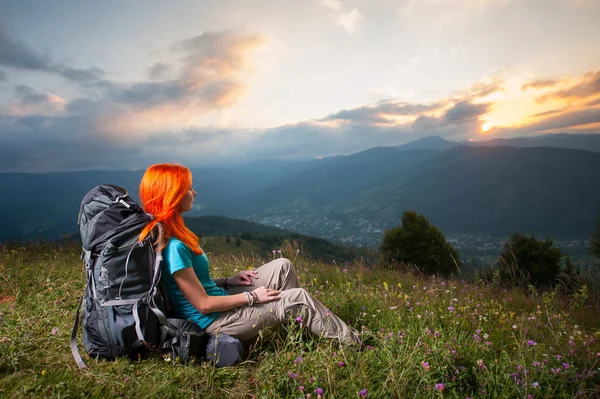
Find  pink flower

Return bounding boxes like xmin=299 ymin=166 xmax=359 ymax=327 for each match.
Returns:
xmin=51 ymin=327 xmax=58 ymax=336
xmin=435 ymin=383 xmax=446 ymax=392
xmin=422 ymin=361 xmax=430 ymax=371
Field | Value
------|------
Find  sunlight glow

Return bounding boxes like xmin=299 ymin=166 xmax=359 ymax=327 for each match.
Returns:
xmin=481 ymin=122 xmax=492 ymax=132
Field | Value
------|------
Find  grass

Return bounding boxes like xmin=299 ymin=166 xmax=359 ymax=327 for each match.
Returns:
xmin=1 ymin=243 xmax=599 ymax=398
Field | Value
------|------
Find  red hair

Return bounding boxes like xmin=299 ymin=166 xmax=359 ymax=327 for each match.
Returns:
xmin=139 ymin=163 xmax=203 ymax=255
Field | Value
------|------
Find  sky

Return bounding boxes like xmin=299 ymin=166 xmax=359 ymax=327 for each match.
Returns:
xmin=0 ymin=0 xmax=599 ymax=172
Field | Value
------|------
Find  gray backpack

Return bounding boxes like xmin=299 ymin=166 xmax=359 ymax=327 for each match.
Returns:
xmin=70 ymin=185 xmax=205 ymax=368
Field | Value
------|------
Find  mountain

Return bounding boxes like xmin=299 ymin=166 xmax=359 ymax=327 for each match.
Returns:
xmin=1 ymin=133 xmax=599 ymax=245
xmin=469 ymin=133 xmax=600 ymax=153
xmin=218 ymin=145 xmax=600 ymax=245
xmin=397 ymin=133 xmax=600 ymax=154
xmin=396 ymin=136 xmax=460 ymax=151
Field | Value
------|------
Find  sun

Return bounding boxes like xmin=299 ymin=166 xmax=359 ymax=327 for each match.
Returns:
xmin=481 ymin=122 xmax=492 ymax=132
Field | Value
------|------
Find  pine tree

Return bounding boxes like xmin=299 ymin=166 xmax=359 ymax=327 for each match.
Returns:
xmin=380 ymin=210 xmax=460 ymax=276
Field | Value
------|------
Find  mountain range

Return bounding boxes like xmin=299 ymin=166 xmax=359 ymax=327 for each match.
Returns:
xmin=1 ymin=133 xmax=599 ymax=246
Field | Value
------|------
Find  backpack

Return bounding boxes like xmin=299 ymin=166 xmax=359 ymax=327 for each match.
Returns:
xmin=70 ymin=184 xmax=206 ymax=368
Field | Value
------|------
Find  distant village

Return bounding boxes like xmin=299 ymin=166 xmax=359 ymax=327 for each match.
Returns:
xmin=250 ymin=214 xmax=593 ymax=266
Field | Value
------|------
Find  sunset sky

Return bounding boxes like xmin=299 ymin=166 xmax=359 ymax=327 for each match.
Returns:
xmin=1 ymin=0 xmax=599 ymax=172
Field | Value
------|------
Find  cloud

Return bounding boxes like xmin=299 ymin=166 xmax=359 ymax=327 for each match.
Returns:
xmin=0 ymin=24 xmax=104 ymax=83
xmin=147 ymin=62 xmax=172 ymax=80
xmin=443 ymin=101 xmax=491 ymax=123
xmin=0 ymin=29 xmax=266 ymax=172
xmin=0 ymin=69 xmax=6 ymax=82
xmin=587 ymin=98 xmax=600 ymax=107
xmin=521 ymin=79 xmax=561 ymax=91
xmin=8 ymin=84 xmax=66 ymax=116
xmin=317 ymin=0 xmax=363 ymax=34
xmin=323 ymin=101 xmax=442 ymax=125
xmin=536 ymin=70 xmax=600 ymax=103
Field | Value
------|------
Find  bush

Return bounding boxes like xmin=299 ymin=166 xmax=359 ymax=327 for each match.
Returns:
xmin=380 ymin=210 xmax=460 ymax=276
xmin=497 ymin=234 xmax=562 ymax=289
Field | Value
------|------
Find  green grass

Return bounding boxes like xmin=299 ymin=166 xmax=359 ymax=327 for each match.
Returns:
xmin=1 ymin=243 xmax=599 ymax=398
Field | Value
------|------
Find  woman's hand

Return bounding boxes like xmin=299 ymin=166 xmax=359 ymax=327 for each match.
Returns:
xmin=229 ymin=270 xmax=258 ymax=286
xmin=252 ymin=286 xmax=281 ymax=303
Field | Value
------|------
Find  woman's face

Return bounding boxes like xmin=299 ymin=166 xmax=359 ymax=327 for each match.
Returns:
xmin=180 ymin=184 xmax=196 ymax=213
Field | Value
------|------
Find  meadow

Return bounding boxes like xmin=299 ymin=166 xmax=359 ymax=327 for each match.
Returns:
xmin=1 ymin=243 xmax=599 ymax=398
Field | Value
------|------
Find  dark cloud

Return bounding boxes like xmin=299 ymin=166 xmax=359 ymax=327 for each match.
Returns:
xmin=443 ymin=101 xmax=490 ymax=124
xmin=0 ymin=24 xmax=104 ymax=83
xmin=323 ymin=101 xmax=441 ymax=124
xmin=510 ymin=107 xmax=600 ymax=135
xmin=14 ymin=84 xmax=50 ymax=104
xmin=527 ymin=109 xmax=562 ymax=118
xmin=0 ymin=24 xmax=49 ymax=70
xmin=147 ymin=62 xmax=172 ymax=80
xmin=536 ymin=70 xmax=600 ymax=103
xmin=521 ymin=79 xmax=560 ymax=91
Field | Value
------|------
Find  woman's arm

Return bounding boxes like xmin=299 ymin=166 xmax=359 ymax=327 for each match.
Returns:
xmin=173 ymin=268 xmax=280 ymax=314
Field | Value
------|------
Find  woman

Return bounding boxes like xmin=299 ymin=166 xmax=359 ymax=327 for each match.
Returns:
xmin=138 ymin=163 xmax=360 ymax=344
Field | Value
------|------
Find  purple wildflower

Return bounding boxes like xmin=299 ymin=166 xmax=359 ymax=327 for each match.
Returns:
xmin=526 ymin=340 xmax=537 ymax=346
xmin=316 ymin=387 xmax=324 ymax=395
xmin=448 ymin=306 xmax=455 ymax=312
xmin=299 ymin=386 xmax=304 ymax=392
xmin=359 ymin=388 xmax=368 ymax=397
xmin=435 ymin=383 xmax=446 ymax=392
xmin=51 ymin=327 xmax=58 ymax=336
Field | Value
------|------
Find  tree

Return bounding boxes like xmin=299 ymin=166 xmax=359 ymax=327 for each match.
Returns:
xmin=225 ymin=235 xmax=231 ymax=244
xmin=591 ymin=201 xmax=600 ymax=263
xmin=498 ymin=234 xmax=562 ymax=289
xmin=380 ymin=210 xmax=460 ymax=276
xmin=235 ymin=237 xmax=241 ymax=247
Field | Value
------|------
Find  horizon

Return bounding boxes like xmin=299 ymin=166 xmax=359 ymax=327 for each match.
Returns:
xmin=1 ymin=0 xmax=600 ymax=173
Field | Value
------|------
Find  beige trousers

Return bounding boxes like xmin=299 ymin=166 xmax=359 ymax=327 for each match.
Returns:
xmin=205 ymin=258 xmax=358 ymax=343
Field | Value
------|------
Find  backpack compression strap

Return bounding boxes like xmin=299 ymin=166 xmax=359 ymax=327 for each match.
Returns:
xmin=71 ymin=253 xmax=93 ymax=369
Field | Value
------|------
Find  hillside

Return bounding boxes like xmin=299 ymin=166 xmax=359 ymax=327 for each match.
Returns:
xmin=1 ymin=134 xmax=600 ymax=246
xmin=1 ymin=244 xmax=599 ymax=398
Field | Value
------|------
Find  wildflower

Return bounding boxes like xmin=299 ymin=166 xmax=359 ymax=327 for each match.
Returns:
xmin=277 ymin=249 xmax=282 ymax=254
xmin=526 ymin=340 xmax=537 ymax=346
xmin=299 ymin=386 xmax=304 ymax=392
xmin=288 ymin=372 xmax=298 ymax=379
xmin=477 ymin=359 xmax=487 ymax=371
xmin=422 ymin=361 xmax=430 ymax=371
xmin=562 ymin=362 xmax=570 ymax=369
xmin=532 ymin=381 xmax=539 ymax=388
xmin=435 ymin=383 xmax=446 ymax=392
xmin=512 ymin=325 xmax=517 ymax=329
xmin=338 ymin=361 xmax=345 ymax=367
xmin=359 ymin=388 xmax=368 ymax=397
xmin=448 ymin=306 xmax=455 ymax=312
xmin=316 ymin=387 xmax=324 ymax=396
xmin=434 ymin=331 xmax=440 ymax=337
xmin=294 ymin=356 xmax=302 ymax=365
xmin=51 ymin=327 xmax=58 ymax=336
xmin=532 ymin=361 xmax=541 ymax=367
xmin=124 ymin=377 xmax=130 ymax=383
